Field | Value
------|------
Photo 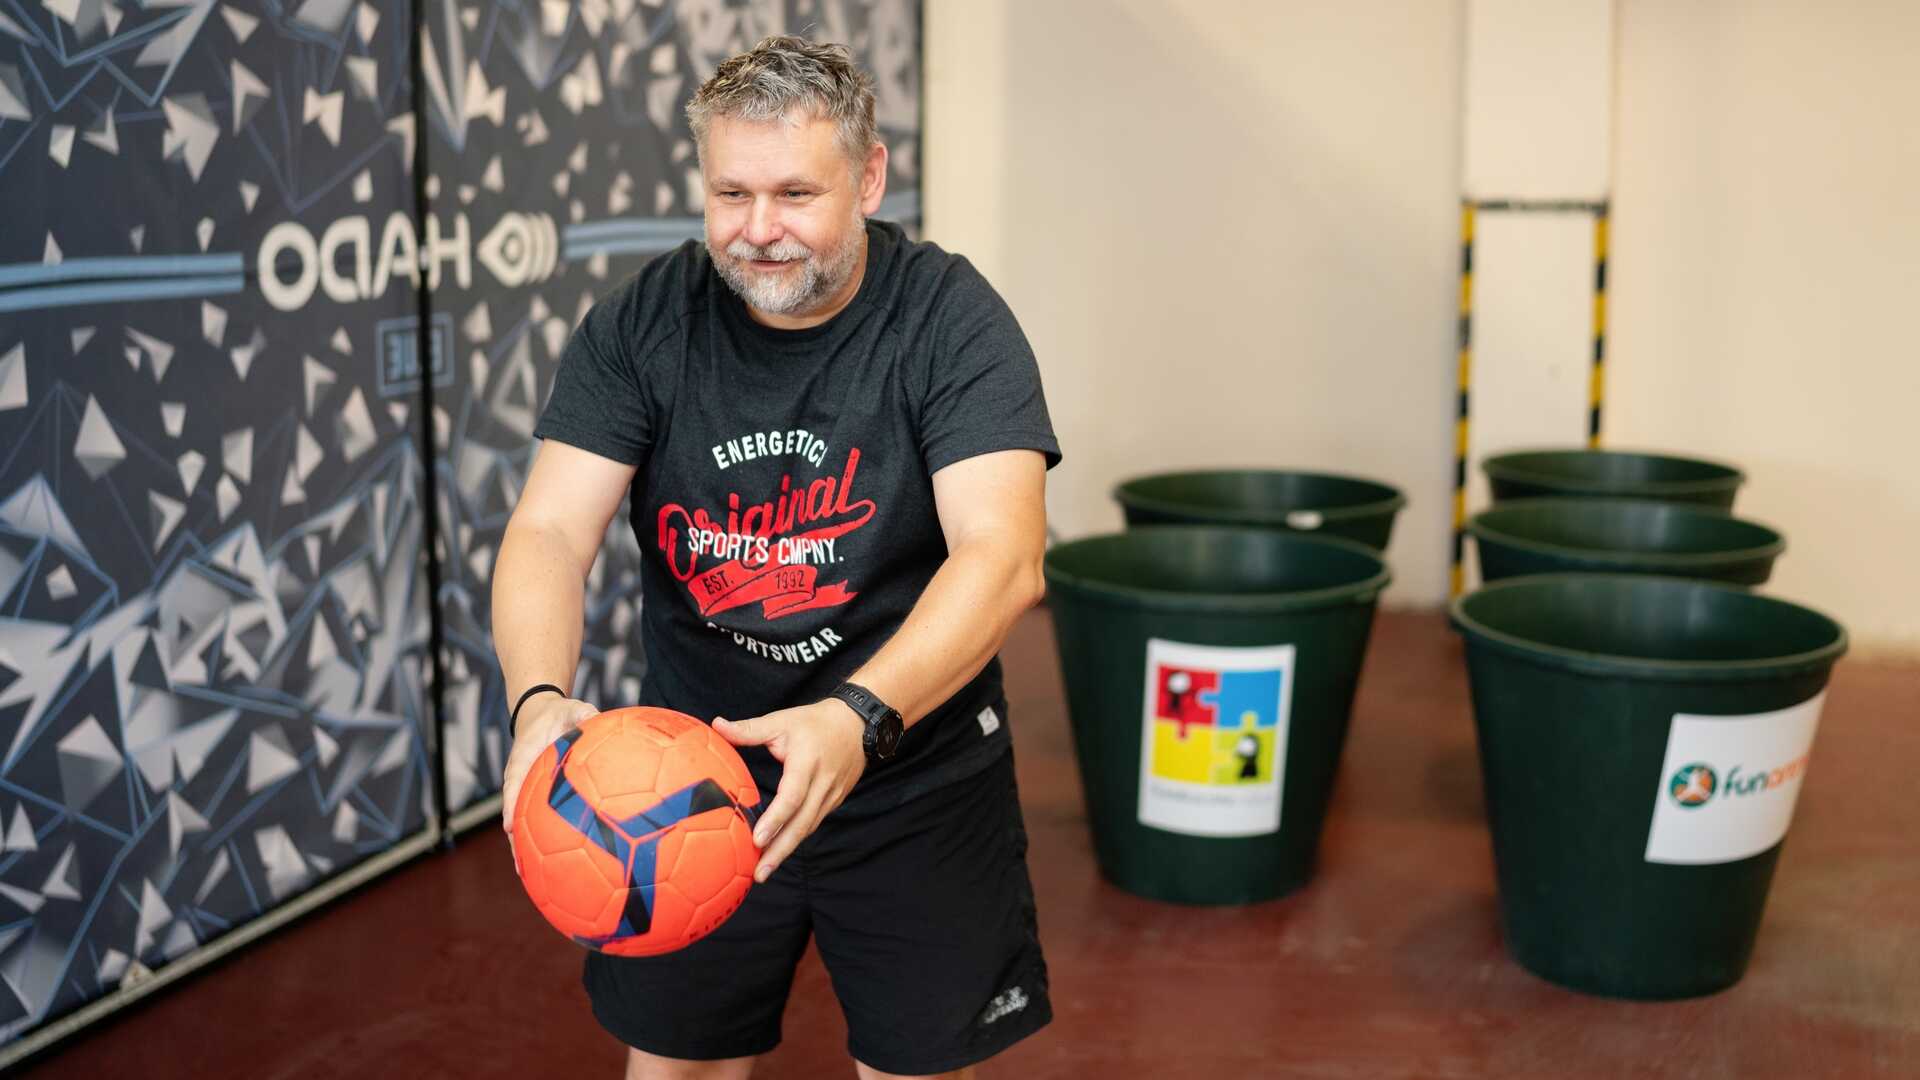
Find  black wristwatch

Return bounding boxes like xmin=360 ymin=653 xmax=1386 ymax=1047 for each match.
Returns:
xmin=828 ymin=682 xmax=904 ymax=763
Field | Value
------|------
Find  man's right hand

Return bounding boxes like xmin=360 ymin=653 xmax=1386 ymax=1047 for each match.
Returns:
xmin=501 ymin=694 xmax=600 ymax=871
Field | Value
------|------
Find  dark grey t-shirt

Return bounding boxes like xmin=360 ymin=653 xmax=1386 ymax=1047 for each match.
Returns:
xmin=534 ymin=220 xmax=1060 ymax=812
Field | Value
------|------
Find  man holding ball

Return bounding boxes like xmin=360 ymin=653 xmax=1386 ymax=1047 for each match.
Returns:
xmin=490 ymin=35 xmax=1059 ymax=1080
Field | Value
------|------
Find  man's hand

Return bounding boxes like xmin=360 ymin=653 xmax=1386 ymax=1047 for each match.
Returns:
xmin=501 ymin=694 xmax=599 ymax=872
xmin=714 ymin=700 xmax=867 ymax=882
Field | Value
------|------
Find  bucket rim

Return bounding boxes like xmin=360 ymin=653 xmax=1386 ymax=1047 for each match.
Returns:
xmin=1111 ymin=468 xmax=1408 ymax=526
xmin=1043 ymin=525 xmax=1392 ymax=613
xmin=1482 ymin=447 xmax=1746 ymax=497
xmin=1449 ymin=573 xmax=1847 ymax=681
xmin=1464 ymin=498 xmax=1786 ymax=568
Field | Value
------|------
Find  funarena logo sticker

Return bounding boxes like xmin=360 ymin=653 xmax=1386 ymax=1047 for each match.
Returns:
xmin=1667 ymin=755 xmax=1808 ymax=809
xmin=1644 ymin=696 xmax=1825 ymax=866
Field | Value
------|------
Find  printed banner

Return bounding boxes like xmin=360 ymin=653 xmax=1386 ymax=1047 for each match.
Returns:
xmin=1645 ymin=694 xmax=1824 ymax=865
xmin=1138 ymin=639 xmax=1295 ymax=837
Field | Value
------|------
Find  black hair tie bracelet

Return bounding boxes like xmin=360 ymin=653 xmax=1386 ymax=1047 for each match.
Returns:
xmin=511 ymin=684 xmax=567 ymax=736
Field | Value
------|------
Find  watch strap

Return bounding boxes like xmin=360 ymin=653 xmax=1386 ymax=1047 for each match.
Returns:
xmin=829 ymin=682 xmax=901 ymax=761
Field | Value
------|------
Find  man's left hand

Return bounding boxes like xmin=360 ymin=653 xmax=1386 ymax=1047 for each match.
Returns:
xmin=713 ymin=699 xmax=867 ymax=882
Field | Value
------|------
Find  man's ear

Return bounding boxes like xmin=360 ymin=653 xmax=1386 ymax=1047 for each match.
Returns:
xmin=859 ymin=141 xmax=888 ymax=216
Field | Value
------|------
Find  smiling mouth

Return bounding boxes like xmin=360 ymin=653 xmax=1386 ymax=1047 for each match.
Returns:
xmin=749 ymin=258 xmax=797 ymax=271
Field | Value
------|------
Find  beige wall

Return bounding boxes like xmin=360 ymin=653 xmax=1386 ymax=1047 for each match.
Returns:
xmin=923 ymin=0 xmax=1919 ymax=652
xmin=1610 ymin=1 xmax=1920 ymax=654
xmin=924 ymin=0 xmax=1466 ymax=607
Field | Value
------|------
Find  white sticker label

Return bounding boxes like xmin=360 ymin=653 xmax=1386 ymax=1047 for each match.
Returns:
xmin=1138 ymin=639 xmax=1294 ymax=837
xmin=976 ymin=705 xmax=1001 ymax=736
xmin=1644 ymin=694 xmax=1824 ymax=865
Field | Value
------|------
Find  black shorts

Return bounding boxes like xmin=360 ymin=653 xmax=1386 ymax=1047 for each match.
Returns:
xmin=582 ymin=748 xmax=1051 ymax=1075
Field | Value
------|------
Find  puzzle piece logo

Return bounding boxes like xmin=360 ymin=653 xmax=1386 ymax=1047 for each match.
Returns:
xmin=1148 ymin=664 xmax=1282 ymax=786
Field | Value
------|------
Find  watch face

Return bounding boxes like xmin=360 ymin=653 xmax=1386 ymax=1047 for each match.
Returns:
xmin=875 ymin=714 xmax=904 ymax=758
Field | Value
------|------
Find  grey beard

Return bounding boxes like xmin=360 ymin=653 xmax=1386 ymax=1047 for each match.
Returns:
xmin=711 ymin=218 xmax=865 ymax=317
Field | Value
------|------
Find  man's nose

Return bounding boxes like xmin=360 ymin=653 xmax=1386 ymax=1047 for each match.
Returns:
xmin=744 ymin=198 xmax=782 ymax=247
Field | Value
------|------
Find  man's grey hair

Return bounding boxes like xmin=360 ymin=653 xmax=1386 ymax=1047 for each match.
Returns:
xmin=686 ymin=35 xmax=878 ymax=165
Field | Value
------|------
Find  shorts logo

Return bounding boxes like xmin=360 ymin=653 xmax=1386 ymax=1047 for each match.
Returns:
xmin=1668 ymin=762 xmax=1717 ymax=808
xmin=979 ymin=986 xmax=1028 ymax=1026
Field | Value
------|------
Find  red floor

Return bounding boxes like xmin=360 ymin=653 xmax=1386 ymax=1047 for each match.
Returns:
xmin=21 ymin=610 xmax=1920 ymax=1077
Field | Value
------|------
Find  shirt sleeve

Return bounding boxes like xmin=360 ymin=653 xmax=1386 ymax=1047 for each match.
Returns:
xmin=533 ymin=275 xmax=656 ymax=466
xmin=918 ymin=260 xmax=1062 ymax=475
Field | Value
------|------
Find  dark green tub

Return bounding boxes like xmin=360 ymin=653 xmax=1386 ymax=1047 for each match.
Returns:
xmin=1045 ymin=527 xmax=1389 ymax=904
xmin=1452 ymin=574 xmax=1846 ymax=999
xmin=1467 ymin=498 xmax=1785 ymax=585
xmin=1114 ymin=470 xmax=1406 ymax=551
xmin=1483 ymin=449 xmax=1744 ymax=509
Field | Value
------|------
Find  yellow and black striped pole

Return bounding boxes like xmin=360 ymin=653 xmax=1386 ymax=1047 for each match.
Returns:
xmin=1452 ymin=202 xmax=1474 ymax=597
xmin=1589 ymin=208 xmax=1609 ymax=448
xmin=1450 ymin=198 xmax=1608 ymax=594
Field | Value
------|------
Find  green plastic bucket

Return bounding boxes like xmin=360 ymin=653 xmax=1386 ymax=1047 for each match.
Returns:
xmin=1113 ymin=469 xmax=1407 ymax=550
xmin=1451 ymin=575 xmax=1847 ymax=999
xmin=1467 ymin=498 xmax=1786 ymax=586
xmin=1044 ymin=526 xmax=1389 ymax=904
xmin=1483 ymin=449 xmax=1744 ymax=509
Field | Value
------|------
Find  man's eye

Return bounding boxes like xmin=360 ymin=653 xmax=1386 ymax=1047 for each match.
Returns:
xmin=719 ymin=190 xmax=747 ymax=200
xmin=784 ymin=190 xmax=811 ymax=199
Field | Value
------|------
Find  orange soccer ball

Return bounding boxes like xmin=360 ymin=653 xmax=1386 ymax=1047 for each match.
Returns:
xmin=511 ymin=707 xmax=762 ymax=956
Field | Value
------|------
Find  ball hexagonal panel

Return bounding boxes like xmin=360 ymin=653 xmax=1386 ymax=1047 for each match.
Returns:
xmin=670 ymin=825 xmax=743 ymax=906
xmin=542 ymin=847 xmax=623 ymax=930
xmin=576 ymin=730 xmax=662 ymax=804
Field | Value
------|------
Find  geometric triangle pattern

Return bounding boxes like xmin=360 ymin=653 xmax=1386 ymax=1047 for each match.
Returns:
xmin=422 ymin=0 xmax=922 ymax=825
xmin=0 ymin=0 xmax=920 ymax=1055
xmin=0 ymin=412 xmax=437 ymax=1043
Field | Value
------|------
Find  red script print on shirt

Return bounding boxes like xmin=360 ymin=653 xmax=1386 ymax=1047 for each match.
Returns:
xmin=657 ymin=448 xmax=876 ymax=621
